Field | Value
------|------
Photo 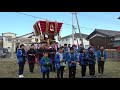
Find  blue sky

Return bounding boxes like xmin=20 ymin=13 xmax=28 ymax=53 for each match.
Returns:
xmin=0 ymin=12 xmax=120 ymax=37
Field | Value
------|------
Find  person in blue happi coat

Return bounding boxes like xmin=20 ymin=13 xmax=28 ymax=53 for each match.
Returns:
xmin=16 ymin=44 xmax=27 ymax=78
xmin=87 ymin=47 xmax=96 ymax=78
xmin=87 ymin=44 xmax=96 ymax=54
xmin=54 ymin=47 xmax=66 ymax=78
xmin=72 ymin=45 xmax=77 ymax=54
xmin=67 ymin=47 xmax=78 ymax=78
xmin=78 ymin=44 xmax=83 ymax=53
xmin=97 ymin=46 xmax=107 ymax=76
xmin=64 ymin=44 xmax=69 ymax=58
xmin=40 ymin=51 xmax=52 ymax=78
xmin=79 ymin=48 xmax=88 ymax=78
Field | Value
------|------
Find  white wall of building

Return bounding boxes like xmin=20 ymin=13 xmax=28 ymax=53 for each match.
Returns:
xmin=59 ymin=37 xmax=71 ymax=46
xmin=59 ymin=37 xmax=89 ymax=49
xmin=2 ymin=33 xmax=16 ymax=53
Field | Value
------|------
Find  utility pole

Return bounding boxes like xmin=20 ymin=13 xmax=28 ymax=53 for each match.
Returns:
xmin=73 ymin=26 xmax=79 ymax=45
xmin=10 ymin=39 xmax=15 ymax=58
xmin=75 ymin=12 xmax=84 ymax=48
xmin=72 ymin=12 xmax=74 ymax=45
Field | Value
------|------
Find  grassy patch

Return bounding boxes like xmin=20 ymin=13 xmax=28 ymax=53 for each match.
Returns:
xmin=0 ymin=58 xmax=120 ymax=78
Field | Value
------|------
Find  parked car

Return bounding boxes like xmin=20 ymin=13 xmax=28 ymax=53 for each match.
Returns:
xmin=0 ymin=47 xmax=8 ymax=58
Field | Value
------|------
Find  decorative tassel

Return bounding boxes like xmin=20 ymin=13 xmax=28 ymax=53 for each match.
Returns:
xmin=55 ymin=21 xmax=58 ymax=35
xmin=36 ymin=22 xmax=40 ymax=36
xmin=58 ymin=34 xmax=61 ymax=41
xmin=46 ymin=20 xmax=49 ymax=34
xmin=40 ymin=35 xmax=44 ymax=40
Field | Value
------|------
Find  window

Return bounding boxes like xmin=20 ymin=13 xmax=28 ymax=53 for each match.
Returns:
xmin=8 ymin=38 xmax=11 ymax=42
xmin=66 ymin=38 xmax=68 ymax=41
xmin=62 ymin=39 xmax=64 ymax=42
xmin=7 ymin=36 xmax=12 ymax=43
xmin=5 ymin=38 xmax=8 ymax=41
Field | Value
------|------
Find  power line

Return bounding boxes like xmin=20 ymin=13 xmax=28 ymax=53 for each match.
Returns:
xmin=15 ymin=12 xmax=94 ymax=29
xmin=16 ymin=12 xmax=46 ymax=20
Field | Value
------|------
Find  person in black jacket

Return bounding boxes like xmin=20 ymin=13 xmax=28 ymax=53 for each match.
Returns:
xmin=36 ymin=46 xmax=44 ymax=62
xmin=27 ymin=44 xmax=37 ymax=73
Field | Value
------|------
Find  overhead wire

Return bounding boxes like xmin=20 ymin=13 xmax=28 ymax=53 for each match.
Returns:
xmin=15 ymin=12 xmax=94 ymax=30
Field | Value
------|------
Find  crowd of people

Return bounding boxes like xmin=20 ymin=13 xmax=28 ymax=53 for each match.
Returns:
xmin=16 ymin=43 xmax=107 ymax=78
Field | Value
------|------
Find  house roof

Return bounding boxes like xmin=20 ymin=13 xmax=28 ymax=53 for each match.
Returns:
xmin=61 ymin=33 xmax=88 ymax=39
xmin=86 ymin=29 xmax=120 ymax=40
xmin=2 ymin=32 xmax=16 ymax=35
xmin=17 ymin=32 xmax=34 ymax=38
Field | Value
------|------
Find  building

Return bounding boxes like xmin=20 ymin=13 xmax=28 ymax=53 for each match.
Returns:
xmin=59 ymin=33 xmax=89 ymax=49
xmin=2 ymin=32 xmax=16 ymax=53
xmin=86 ymin=29 xmax=120 ymax=50
xmin=0 ymin=32 xmax=36 ymax=53
xmin=0 ymin=36 xmax=3 ymax=47
xmin=113 ymin=33 xmax=120 ymax=49
xmin=17 ymin=32 xmax=36 ymax=43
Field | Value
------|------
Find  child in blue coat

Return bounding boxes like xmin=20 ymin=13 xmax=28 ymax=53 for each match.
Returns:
xmin=87 ymin=47 xmax=96 ymax=78
xmin=79 ymin=48 xmax=88 ymax=78
xmin=97 ymin=46 xmax=107 ymax=76
xmin=40 ymin=51 xmax=52 ymax=78
xmin=67 ymin=47 xmax=78 ymax=78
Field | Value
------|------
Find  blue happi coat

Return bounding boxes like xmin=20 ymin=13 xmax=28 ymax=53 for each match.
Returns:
xmin=87 ymin=52 xmax=96 ymax=65
xmin=79 ymin=53 xmax=88 ymax=66
xmin=16 ymin=49 xmax=27 ymax=64
xmin=97 ymin=50 xmax=107 ymax=62
xmin=67 ymin=53 xmax=78 ymax=67
xmin=54 ymin=52 xmax=66 ymax=70
xmin=40 ymin=57 xmax=52 ymax=73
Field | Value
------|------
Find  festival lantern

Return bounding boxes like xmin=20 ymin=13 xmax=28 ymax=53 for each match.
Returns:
xmin=33 ymin=20 xmax=63 ymax=43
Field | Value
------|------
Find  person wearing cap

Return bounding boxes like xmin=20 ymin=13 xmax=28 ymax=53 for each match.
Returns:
xmin=16 ymin=44 xmax=27 ymax=78
xmin=97 ymin=46 xmax=107 ymax=76
xmin=54 ymin=47 xmax=66 ymax=78
xmin=40 ymin=51 xmax=52 ymax=78
xmin=67 ymin=47 xmax=78 ymax=78
xmin=27 ymin=44 xmax=37 ymax=73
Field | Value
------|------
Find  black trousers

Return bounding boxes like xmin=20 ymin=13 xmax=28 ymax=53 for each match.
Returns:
xmin=81 ymin=65 xmax=86 ymax=77
xmin=69 ymin=66 xmax=76 ymax=78
xmin=57 ymin=66 xmax=65 ymax=78
xmin=29 ymin=63 xmax=35 ymax=73
xmin=89 ymin=64 xmax=95 ymax=76
xmin=43 ymin=69 xmax=50 ymax=78
xmin=19 ymin=62 xmax=25 ymax=75
xmin=98 ymin=61 xmax=105 ymax=74
xmin=50 ymin=61 xmax=56 ymax=72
